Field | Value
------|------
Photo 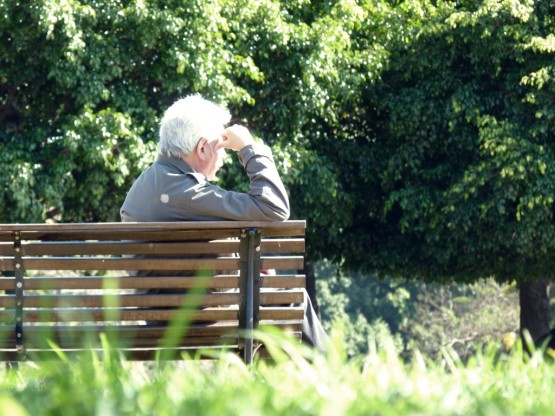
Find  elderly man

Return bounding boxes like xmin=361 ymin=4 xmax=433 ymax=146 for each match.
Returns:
xmin=120 ymin=94 xmax=326 ymax=352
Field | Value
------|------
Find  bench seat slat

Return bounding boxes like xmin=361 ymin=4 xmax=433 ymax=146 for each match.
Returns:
xmin=3 ymin=238 xmax=304 ymax=256
xmin=21 ymin=241 xmax=241 ymax=256
xmin=263 ymin=275 xmax=306 ymax=288
xmin=21 ymin=335 xmax=311 ymax=350
xmin=0 ymin=230 xmax=241 ymax=242
xmin=8 ymin=326 xmax=303 ymax=349
xmin=262 ymin=257 xmax=304 ymax=270
xmin=0 ymin=226 xmax=305 ymax=242
xmin=0 ymin=275 xmax=306 ymax=290
xmin=0 ymin=306 xmax=305 ymax=323
xmin=1 ymin=256 xmax=303 ymax=272
xmin=0 ymin=321 xmax=303 ymax=347
xmin=19 ymin=257 xmax=241 ymax=271
xmin=0 ymin=220 xmax=306 ymax=233
xmin=0 ymin=243 xmax=12 ymax=256
xmin=0 ymin=339 xmax=303 ymax=361
xmin=17 ymin=337 xmax=240 ymax=349
xmin=0 ymin=290 xmax=305 ymax=308
xmin=0 ymin=293 xmax=241 ymax=308
xmin=0 ymin=347 xmax=244 ymax=361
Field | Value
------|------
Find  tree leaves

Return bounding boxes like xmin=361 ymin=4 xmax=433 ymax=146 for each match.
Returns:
xmin=3 ymin=0 xmax=554 ymax=285
xmin=346 ymin=0 xmax=555 ymax=282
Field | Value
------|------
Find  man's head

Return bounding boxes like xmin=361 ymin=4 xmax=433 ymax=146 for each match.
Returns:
xmin=158 ymin=94 xmax=231 ymax=158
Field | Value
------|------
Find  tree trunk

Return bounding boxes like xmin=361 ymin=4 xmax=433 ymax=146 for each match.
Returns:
xmin=519 ymin=278 xmax=550 ymax=346
xmin=303 ymin=260 xmax=320 ymax=316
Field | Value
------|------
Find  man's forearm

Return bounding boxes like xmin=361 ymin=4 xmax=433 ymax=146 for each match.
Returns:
xmin=239 ymin=143 xmax=290 ymax=221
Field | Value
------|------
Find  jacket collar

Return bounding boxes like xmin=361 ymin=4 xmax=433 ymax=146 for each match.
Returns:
xmin=156 ymin=154 xmax=195 ymax=174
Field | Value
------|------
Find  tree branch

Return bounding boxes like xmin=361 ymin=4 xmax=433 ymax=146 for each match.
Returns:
xmin=0 ymin=84 xmax=18 ymax=125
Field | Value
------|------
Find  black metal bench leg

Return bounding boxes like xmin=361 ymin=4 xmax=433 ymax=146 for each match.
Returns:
xmin=239 ymin=228 xmax=261 ymax=364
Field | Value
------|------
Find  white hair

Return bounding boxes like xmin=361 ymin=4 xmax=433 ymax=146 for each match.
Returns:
xmin=157 ymin=94 xmax=231 ymax=158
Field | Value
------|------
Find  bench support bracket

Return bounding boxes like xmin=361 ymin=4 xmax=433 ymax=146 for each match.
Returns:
xmin=13 ymin=231 xmax=25 ymax=360
xmin=238 ymin=228 xmax=261 ymax=364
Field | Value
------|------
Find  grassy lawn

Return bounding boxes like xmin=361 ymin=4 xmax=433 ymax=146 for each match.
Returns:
xmin=0 ymin=327 xmax=554 ymax=416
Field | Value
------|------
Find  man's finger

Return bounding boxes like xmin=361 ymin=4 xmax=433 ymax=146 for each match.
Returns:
xmin=214 ymin=143 xmax=227 ymax=152
xmin=214 ymin=139 xmax=227 ymax=151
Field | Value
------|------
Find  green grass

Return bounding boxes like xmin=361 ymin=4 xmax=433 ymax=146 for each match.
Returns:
xmin=0 ymin=327 xmax=554 ymax=416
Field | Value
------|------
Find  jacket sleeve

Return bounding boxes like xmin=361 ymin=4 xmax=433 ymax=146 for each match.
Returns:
xmin=184 ymin=143 xmax=290 ymax=221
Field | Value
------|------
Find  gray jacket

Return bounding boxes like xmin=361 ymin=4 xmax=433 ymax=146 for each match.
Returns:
xmin=120 ymin=143 xmax=290 ymax=222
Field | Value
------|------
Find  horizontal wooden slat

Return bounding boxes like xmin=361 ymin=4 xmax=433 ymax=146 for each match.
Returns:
xmin=0 ymin=274 xmax=305 ymax=291
xmin=263 ymin=275 xmax=306 ymax=288
xmin=0 ymin=323 xmax=237 ymax=341
xmin=0 ymin=258 xmax=13 ymax=273
xmin=260 ymin=307 xmax=304 ymax=320
xmin=0 ymin=306 xmax=304 ymax=323
xmin=0 ymin=221 xmax=306 ymax=242
xmin=0 ymin=321 xmax=302 ymax=348
xmin=21 ymin=334 xmax=311 ymax=350
xmin=8 ymin=333 xmax=240 ymax=349
xmin=0 ymin=290 xmax=304 ymax=308
xmin=2 ymin=256 xmax=302 ymax=272
xmin=0 ymin=293 xmax=238 ymax=308
xmin=0 ymin=243 xmax=12 ymax=256
xmin=0 ymin=228 xmax=306 ymax=242
xmin=21 ymin=257 xmax=240 ymax=271
xmin=0 ymin=220 xmax=306 ymax=232
xmin=20 ymin=240 xmax=241 ymax=256
xmin=0 ymin=320 xmax=302 ymax=339
xmin=262 ymin=290 xmax=303 ymax=304
xmin=0 ymin=276 xmax=233 ymax=290
xmin=0 ymin=330 xmax=301 ymax=352
xmin=0 ymin=342 xmax=297 ymax=361
xmin=0 ymin=348 xmax=238 ymax=361
xmin=262 ymin=238 xmax=304 ymax=253
xmin=7 ymin=238 xmax=303 ymax=256
xmin=0 ymin=230 xmax=241 ymax=242
xmin=261 ymin=256 xmax=304 ymax=270
xmin=0 ymin=308 xmax=236 ymax=323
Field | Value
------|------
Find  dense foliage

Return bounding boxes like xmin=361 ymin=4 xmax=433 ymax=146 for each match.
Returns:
xmin=2 ymin=1 xmax=555 ymax=344
xmin=0 ymin=0 xmax=366 ymax=229
xmin=5 ymin=0 xmax=554 ymax=281
xmin=324 ymin=1 xmax=555 ymax=283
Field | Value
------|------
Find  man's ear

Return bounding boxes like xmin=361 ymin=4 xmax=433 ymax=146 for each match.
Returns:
xmin=196 ymin=138 xmax=209 ymax=161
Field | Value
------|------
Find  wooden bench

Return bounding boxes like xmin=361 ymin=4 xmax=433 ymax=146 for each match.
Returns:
xmin=0 ymin=221 xmax=306 ymax=363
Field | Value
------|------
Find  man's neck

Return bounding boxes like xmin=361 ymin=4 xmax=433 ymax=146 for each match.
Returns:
xmin=182 ymin=154 xmax=204 ymax=175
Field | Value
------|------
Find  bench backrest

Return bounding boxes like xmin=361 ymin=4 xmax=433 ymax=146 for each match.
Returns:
xmin=0 ymin=221 xmax=306 ymax=362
